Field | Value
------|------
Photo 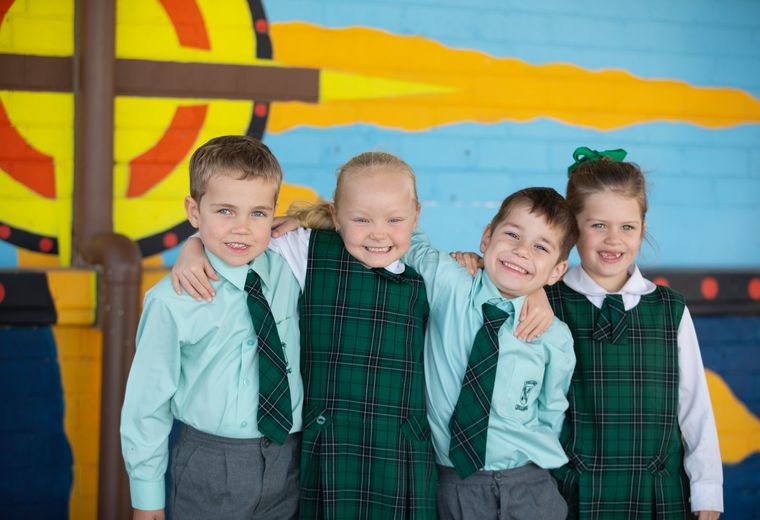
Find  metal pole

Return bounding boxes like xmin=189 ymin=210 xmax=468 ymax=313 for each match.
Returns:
xmin=74 ymin=0 xmax=140 ymax=518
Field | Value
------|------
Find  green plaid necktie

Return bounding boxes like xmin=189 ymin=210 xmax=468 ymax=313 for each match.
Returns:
xmin=448 ymin=302 xmax=510 ymax=479
xmin=245 ymin=269 xmax=292 ymax=444
xmin=593 ymin=293 xmax=627 ymax=344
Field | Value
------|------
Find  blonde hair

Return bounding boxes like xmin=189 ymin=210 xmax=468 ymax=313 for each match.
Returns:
xmin=289 ymin=151 xmax=418 ymax=229
xmin=189 ymin=135 xmax=282 ymax=202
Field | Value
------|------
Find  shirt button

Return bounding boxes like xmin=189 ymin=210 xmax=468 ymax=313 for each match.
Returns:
xmin=241 ymin=421 xmax=247 ymax=428
xmin=247 ymin=339 xmax=255 ymax=346
xmin=316 ymin=415 xmax=326 ymax=425
xmin=243 ymin=378 xmax=250 ymax=386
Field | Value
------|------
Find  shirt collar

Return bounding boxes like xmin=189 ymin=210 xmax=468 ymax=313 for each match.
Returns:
xmin=206 ymin=248 xmax=272 ymax=292
xmin=384 ymin=259 xmax=406 ymax=274
xmin=476 ymin=271 xmax=526 ymax=334
xmin=564 ymin=264 xmax=656 ymax=297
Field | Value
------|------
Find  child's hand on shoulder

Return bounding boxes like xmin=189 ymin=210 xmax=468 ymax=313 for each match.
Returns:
xmin=271 ymin=215 xmax=300 ymax=237
xmin=449 ymin=251 xmax=483 ymax=276
xmin=516 ymin=288 xmax=553 ymax=342
xmin=171 ymin=236 xmax=218 ymax=302
xmin=695 ymin=512 xmax=720 ymax=520
xmin=133 ymin=508 xmax=165 ymax=520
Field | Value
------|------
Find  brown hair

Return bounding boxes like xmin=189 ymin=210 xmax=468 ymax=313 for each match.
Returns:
xmin=566 ymin=157 xmax=648 ymax=221
xmin=289 ymin=151 xmax=418 ymax=229
xmin=488 ymin=187 xmax=579 ymax=261
xmin=189 ymin=135 xmax=282 ymax=202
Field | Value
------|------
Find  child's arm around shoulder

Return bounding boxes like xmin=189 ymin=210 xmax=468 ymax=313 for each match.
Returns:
xmin=266 ymin=225 xmax=311 ymax=291
xmin=677 ymin=305 xmax=723 ymax=516
xmin=403 ymin=228 xmax=475 ymax=307
xmin=171 ymin=235 xmax=218 ymax=302
xmin=448 ymin=251 xmax=555 ymax=341
xmin=536 ymin=319 xmax=576 ymax=434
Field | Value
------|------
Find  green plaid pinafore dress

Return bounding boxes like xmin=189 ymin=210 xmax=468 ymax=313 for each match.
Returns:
xmin=298 ymin=230 xmax=436 ymax=520
xmin=548 ymin=281 xmax=691 ymax=519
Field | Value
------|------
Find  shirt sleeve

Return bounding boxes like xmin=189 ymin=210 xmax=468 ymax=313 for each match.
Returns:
xmin=403 ymin=228 xmax=472 ymax=307
xmin=268 ymin=228 xmax=310 ymax=290
xmin=536 ymin=323 xmax=576 ymax=435
xmin=677 ymin=306 xmax=723 ymax=512
xmin=120 ymin=295 xmax=182 ymax=510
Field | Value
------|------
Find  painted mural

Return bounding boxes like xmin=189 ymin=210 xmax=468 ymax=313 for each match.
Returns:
xmin=1 ymin=0 xmax=759 ymax=517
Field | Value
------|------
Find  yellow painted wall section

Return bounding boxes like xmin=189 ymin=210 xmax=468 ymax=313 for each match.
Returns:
xmin=267 ymin=22 xmax=760 ymax=132
xmin=55 ymin=325 xmax=102 ymax=520
xmin=707 ymin=369 xmax=760 ymax=465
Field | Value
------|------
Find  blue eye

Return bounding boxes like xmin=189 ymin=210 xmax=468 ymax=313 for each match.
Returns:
xmin=217 ymin=208 xmax=232 ymax=215
xmin=506 ymin=231 xmax=519 ymax=239
xmin=252 ymin=210 xmax=266 ymax=217
xmin=622 ymin=224 xmax=635 ymax=231
xmin=592 ymin=223 xmax=605 ymax=229
xmin=535 ymin=244 xmax=549 ymax=253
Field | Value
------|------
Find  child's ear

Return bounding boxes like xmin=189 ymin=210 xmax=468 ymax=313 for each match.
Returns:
xmin=479 ymin=225 xmax=492 ymax=254
xmin=546 ymin=259 xmax=568 ymax=286
xmin=329 ymin=203 xmax=339 ymax=231
xmin=184 ymin=196 xmax=200 ymax=228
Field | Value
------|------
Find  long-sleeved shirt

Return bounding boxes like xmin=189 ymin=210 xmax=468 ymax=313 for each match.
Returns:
xmin=120 ymin=249 xmax=303 ymax=511
xmin=403 ymin=230 xmax=576 ymax=470
xmin=563 ymin=264 xmax=723 ymax=512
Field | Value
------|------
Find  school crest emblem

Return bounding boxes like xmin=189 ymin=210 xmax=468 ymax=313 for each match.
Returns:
xmin=515 ymin=380 xmax=538 ymax=411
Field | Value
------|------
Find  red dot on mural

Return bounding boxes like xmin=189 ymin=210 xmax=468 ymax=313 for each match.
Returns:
xmin=749 ymin=278 xmax=760 ymax=301
xmin=0 ymin=282 xmax=5 ymax=304
xmin=39 ymin=237 xmax=53 ymax=252
xmin=255 ymin=19 xmax=268 ymax=33
xmin=653 ymin=276 xmax=670 ymax=287
xmin=254 ymin=103 xmax=268 ymax=117
xmin=163 ymin=232 xmax=179 ymax=248
xmin=0 ymin=225 xmax=10 ymax=240
xmin=701 ymin=277 xmax=719 ymax=300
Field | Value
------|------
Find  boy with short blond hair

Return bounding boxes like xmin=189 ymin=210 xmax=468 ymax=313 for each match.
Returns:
xmin=403 ymin=187 xmax=579 ymax=520
xmin=121 ymin=135 xmax=302 ymax=520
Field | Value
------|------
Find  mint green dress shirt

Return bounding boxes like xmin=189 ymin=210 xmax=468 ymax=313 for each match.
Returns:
xmin=403 ymin=230 xmax=575 ymax=471
xmin=120 ymin=249 xmax=303 ymax=510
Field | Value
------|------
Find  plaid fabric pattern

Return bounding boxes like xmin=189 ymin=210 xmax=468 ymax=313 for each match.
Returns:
xmin=245 ymin=269 xmax=293 ymax=445
xmin=593 ymin=294 xmax=627 ymax=344
xmin=548 ymin=282 xmax=691 ymax=519
xmin=298 ymin=230 xmax=436 ymax=520
xmin=448 ymin=302 xmax=509 ymax=479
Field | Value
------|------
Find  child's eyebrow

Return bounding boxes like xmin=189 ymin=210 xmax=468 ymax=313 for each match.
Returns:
xmin=210 ymin=202 xmax=273 ymax=210
xmin=582 ymin=216 xmax=639 ymax=224
xmin=537 ymin=235 xmax=559 ymax=249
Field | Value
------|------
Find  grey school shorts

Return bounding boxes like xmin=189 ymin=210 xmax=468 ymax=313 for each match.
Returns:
xmin=436 ymin=463 xmax=567 ymax=520
xmin=169 ymin=424 xmax=301 ymax=520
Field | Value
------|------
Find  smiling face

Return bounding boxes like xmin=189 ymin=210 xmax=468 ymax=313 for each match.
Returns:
xmin=330 ymin=166 xmax=420 ymax=268
xmin=480 ymin=202 xmax=568 ymax=298
xmin=575 ymin=190 xmax=645 ymax=292
xmin=185 ymin=171 xmax=277 ymax=267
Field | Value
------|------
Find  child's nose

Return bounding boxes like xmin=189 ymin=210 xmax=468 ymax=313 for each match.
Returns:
xmin=232 ymin=217 xmax=251 ymax=232
xmin=513 ymin=243 xmax=529 ymax=258
xmin=369 ymin=227 xmax=387 ymax=239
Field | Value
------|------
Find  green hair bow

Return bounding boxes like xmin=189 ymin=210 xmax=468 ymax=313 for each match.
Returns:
xmin=567 ymin=146 xmax=627 ymax=174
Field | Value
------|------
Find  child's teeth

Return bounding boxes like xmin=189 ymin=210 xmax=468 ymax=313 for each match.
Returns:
xmin=503 ymin=261 xmax=527 ymax=274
